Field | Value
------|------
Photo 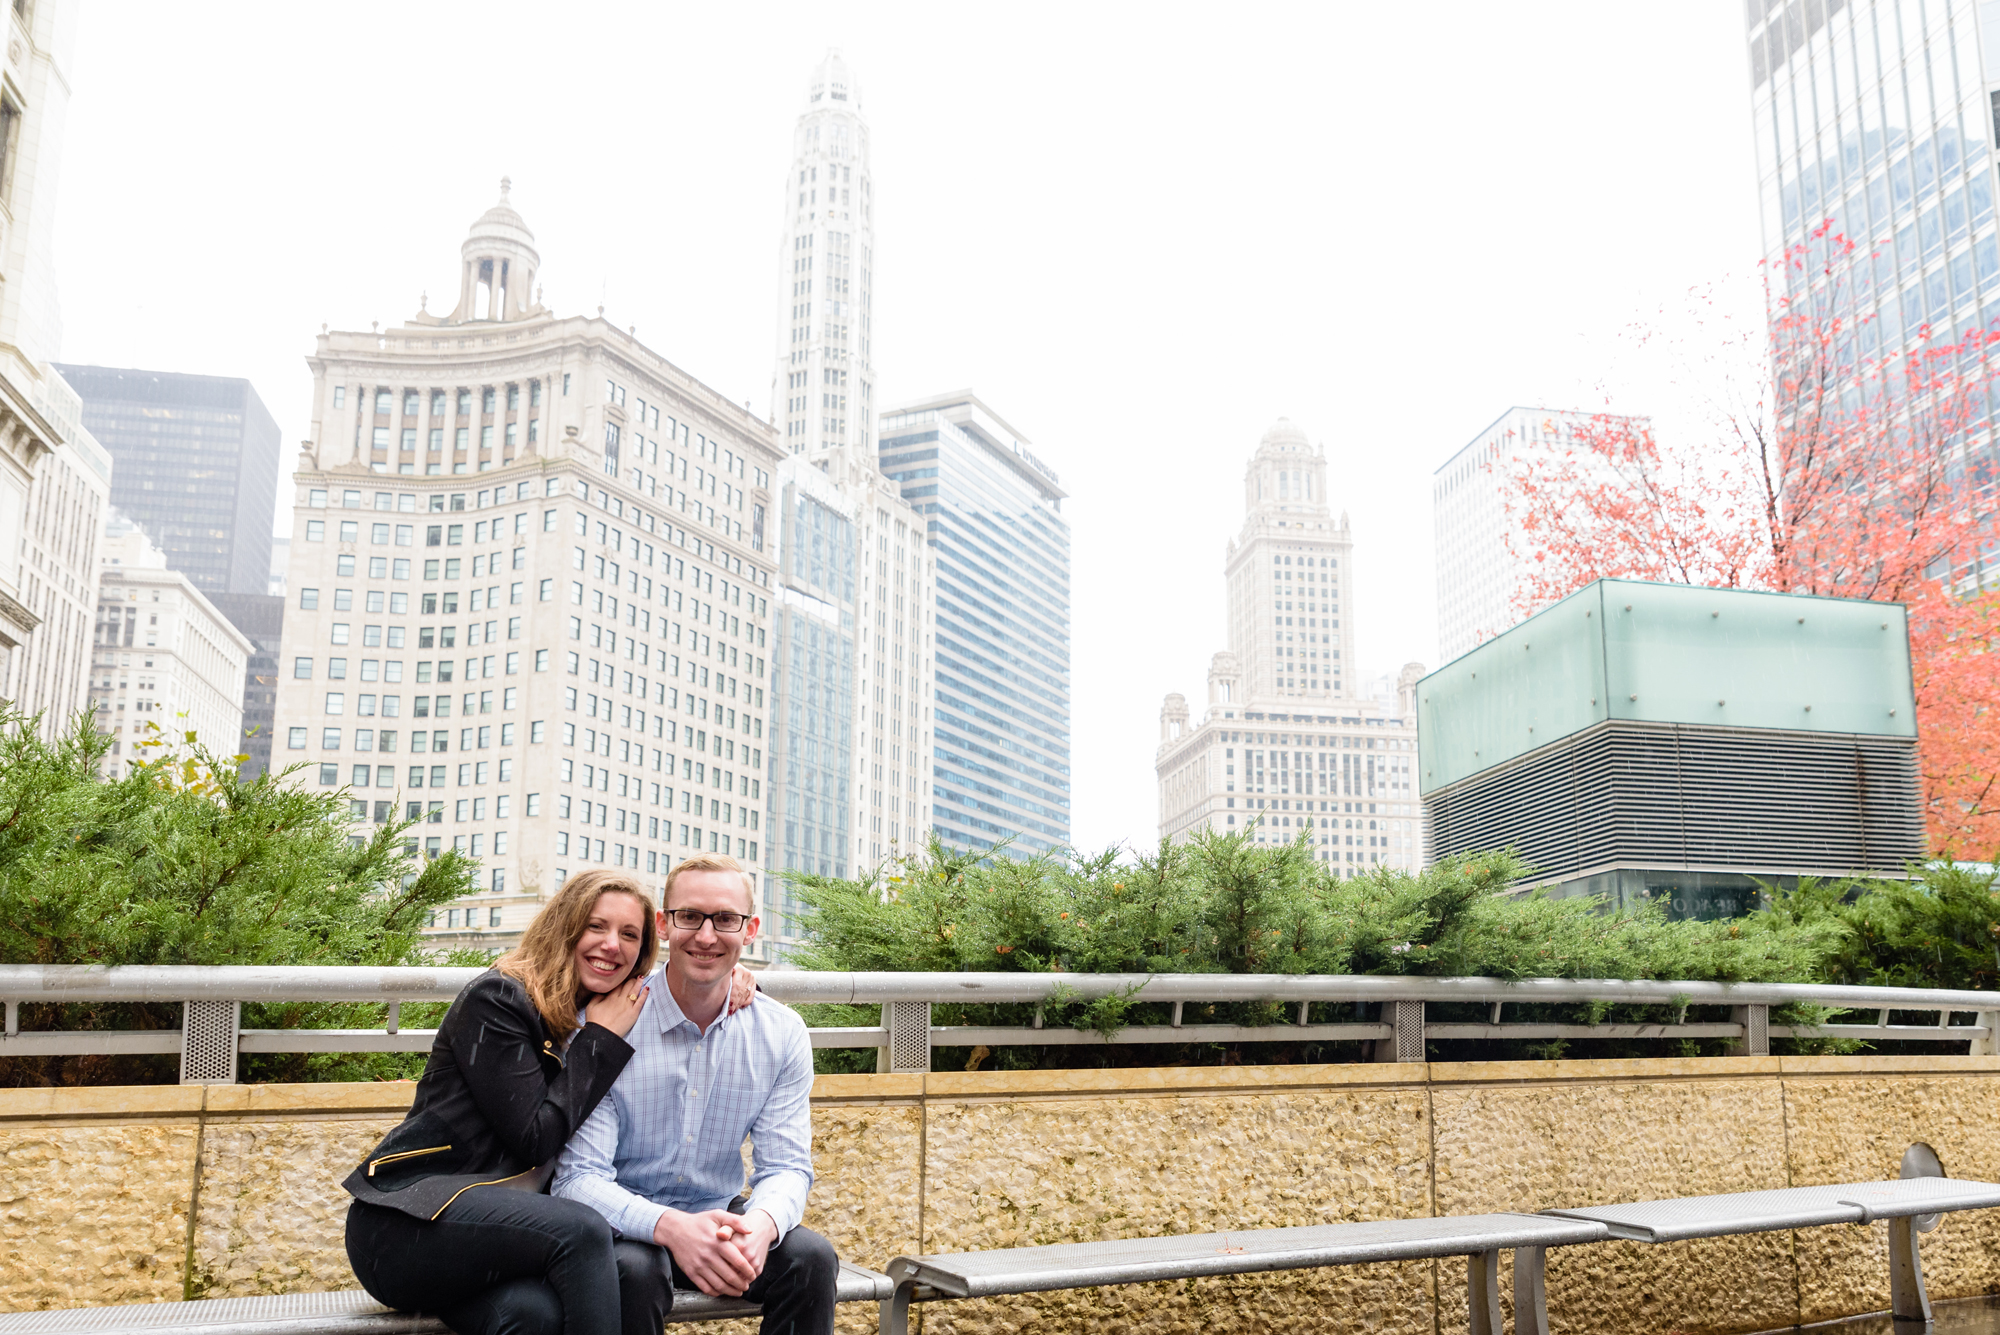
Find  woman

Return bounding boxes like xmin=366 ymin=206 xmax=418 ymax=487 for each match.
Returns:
xmin=343 ymin=870 xmax=754 ymax=1335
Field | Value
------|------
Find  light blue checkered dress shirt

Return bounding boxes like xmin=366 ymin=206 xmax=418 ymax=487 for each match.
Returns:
xmin=551 ymin=968 xmax=816 ymax=1243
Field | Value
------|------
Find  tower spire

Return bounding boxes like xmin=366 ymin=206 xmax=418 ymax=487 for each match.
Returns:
xmin=769 ymin=50 xmax=876 ymax=457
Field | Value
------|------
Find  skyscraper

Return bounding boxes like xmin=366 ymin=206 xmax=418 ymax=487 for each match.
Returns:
xmin=1745 ymin=1 xmax=1999 ymax=437
xmin=56 ymin=366 xmax=283 ymax=598
xmin=273 ymin=184 xmax=784 ymax=955
xmin=208 ymin=591 xmax=284 ymax=780
xmin=1156 ymin=419 xmax=1423 ymax=874
xmin=880 ymin=391 xmax=1069 ymax=858
xmin=757 ymin=52 xmax=937 ymax=951
xmin=771 ymin=50 xmax=876 ymax=458
xmin=1432 ymin=407 xmax=1647 ymax=664
xmin=0 ymin=0 xmax=111 ymax=733
xmin=91 ymin=514 xmax=251 ymax=775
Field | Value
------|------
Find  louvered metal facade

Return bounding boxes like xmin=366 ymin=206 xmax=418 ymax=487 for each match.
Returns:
xmin=1425 ymin=718 xmax=1924 ymax=882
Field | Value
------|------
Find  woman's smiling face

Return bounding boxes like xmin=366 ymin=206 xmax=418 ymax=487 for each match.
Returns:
xmin=573 ymin=891 xmax=647 ymax=996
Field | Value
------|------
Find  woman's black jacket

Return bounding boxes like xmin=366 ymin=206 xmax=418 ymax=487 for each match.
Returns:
xmin=342 ymin=969 xmax=634 ymax=1221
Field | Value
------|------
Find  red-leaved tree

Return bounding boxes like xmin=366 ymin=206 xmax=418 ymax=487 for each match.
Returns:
xmin=1498 ymin=231 xmax=2000 ymax=859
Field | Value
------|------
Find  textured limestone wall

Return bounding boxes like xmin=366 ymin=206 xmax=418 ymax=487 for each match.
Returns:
xmin=914 ymin=1065 xmax=1436 ymax=1335
xmin=4 ymin=1055 xmax=2000 ymax=1334
xmin=0 ymin=1088 xmax=202 ymax=1311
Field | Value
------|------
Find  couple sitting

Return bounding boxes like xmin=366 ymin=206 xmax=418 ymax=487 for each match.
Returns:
xmin=341 ymin=856 xmax=833 ymax=1335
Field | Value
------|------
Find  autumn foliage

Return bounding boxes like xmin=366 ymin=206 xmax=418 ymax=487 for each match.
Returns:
xmin=1498 ymin=231 xmax=2000 ymax=859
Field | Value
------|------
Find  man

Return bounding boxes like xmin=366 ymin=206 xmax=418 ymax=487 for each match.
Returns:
xmin=553 ymin=854 xmax=836 ymax=1335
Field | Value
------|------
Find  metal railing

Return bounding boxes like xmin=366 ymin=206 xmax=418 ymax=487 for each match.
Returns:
xmin=1 ymin=965 xmax=1995 ymax=1082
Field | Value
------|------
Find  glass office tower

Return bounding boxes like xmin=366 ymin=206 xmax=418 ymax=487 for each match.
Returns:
xmin=765 ymin=461 xmax=858 ymax=927
xmin=54 ymin=366 xmax=281 ymax=597
xmin=878 ymin=392 xmax=1070 ymax=857
xmin=1745 ymin=0 xmax=2000 ymax=483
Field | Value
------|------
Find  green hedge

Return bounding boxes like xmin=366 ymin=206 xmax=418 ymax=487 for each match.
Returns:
xmin=781 ymin=829 xmax=2000 ymax=1072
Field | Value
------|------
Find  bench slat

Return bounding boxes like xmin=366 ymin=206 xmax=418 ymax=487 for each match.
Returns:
xmin=1544 ymin=1177 xmax=2000 ymax=1242
xmin=886 ymin=1213 xmax=1608 ymax=1299
xmin=0 ymin=1265 xmax=893 ymax=1335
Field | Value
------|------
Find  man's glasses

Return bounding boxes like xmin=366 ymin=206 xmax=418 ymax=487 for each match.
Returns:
xmin=666 ymin=909 xmax=749 ymax=933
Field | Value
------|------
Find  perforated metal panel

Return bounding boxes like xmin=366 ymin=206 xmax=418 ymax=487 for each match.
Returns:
xmin=1390 ymin=1000 xmax=1425 ymax=1063
xmin=886 ymin=1001 xmax=931 ymax=1073
xmin=180 ymin=1000 xmax=240 ymax=1084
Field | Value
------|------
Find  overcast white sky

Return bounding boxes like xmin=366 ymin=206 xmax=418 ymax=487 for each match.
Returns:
xmin=52 ymin=2 xmax=1766 ymax=857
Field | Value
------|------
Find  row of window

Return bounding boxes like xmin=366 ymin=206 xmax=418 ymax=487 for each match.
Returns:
xmin=556 ymin=831 xmax=759 ymax=869
xmin=309 ymin=480 xmax=558 ymax=512
xmin=369 ymin=422 xmax=538 ymax=453
xmin=296 ymin=720 xmax=541 ymax=752
xmin=319 ymin=686 xmax=519 ymax=717
xmin=336 ymin=383 xmax=543 ymax=419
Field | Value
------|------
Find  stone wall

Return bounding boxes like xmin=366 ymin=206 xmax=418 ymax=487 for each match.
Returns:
xmin=2 ymin=1055 xmax=1998 ymax=1334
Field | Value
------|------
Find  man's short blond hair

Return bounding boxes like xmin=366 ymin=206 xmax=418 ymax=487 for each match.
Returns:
xmin=663 ymin=853 xmax=757 ymax=915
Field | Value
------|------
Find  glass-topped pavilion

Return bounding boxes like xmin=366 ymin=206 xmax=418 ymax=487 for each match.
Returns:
xmin=1418 ymin=578 xmax=1924 ymax=915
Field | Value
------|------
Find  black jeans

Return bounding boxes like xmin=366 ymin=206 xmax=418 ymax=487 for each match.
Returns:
xmin=614 ymin=1220 xmax=838 ymax=1335
xmin=346 ymin=1189 xmax=620 ymax=1335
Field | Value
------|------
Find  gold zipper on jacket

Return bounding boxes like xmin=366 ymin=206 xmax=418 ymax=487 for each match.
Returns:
xmin=429 ymin=1165 xmax=544 ymax=1220
xmin=367 ymin=1144 xmax=452 ymax=1176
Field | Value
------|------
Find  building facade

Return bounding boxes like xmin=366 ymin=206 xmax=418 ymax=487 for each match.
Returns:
xmin=209 ymin=591 xmax=284 ymax=780
xmin=1744 ymin=0 xmax=2000 ymax=501
xmin=771 ymin=50 xmax=876 ymax=458
xmin=880 ymin=391 xmax=1068 ymax=858
xmin=56 ymin=365 xmax=282 ymax=598
xmin=273 ymin=185 xmax=784 ymax=956
xmin=1432 ymin=407 xmax=1645 ymax=664
xmin=92 ymin=515 xmax=251 ymax=775
xmin=0 ymin=0 xmax=110 ymax=735
xmin=1156 ymin=419 xmax=1424 ymax=874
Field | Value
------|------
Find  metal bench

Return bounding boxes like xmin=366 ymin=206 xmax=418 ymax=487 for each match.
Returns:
xmin=1545 ymin=1176 xmax=2000 ymax=1328
xmin=880 ymin=1214 xmax=1610 ymax=1335
xmin=0 ymin=1265 xmax=896 ymax=1335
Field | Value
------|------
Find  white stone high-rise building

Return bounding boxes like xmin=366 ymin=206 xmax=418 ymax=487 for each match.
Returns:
xmin=770 ymin=49 xmax=876 ymax=458
xmin=91 ymin=514 xmax=251 ymax=775
xmin=758 ymin=52 xmax=934 ymax=953
xmin=1156 ymin=419 xmax=1423 ymax=874
xmin=0 ymin=0 xmax=111 ymax=734
xmin=274 ymin=185 xmax=785 ymax=956
xmin=1432 ymin=407 xmax=1646 ymax=665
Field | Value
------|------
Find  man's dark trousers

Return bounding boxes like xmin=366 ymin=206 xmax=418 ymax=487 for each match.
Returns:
xmin=612 ymin=1221 xmax=837 ymax=1335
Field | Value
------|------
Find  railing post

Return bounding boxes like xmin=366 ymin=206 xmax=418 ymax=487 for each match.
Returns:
xmin=886 ymin=1000 xmax=932 ymax=1074
xmin=180 ymin=1000 xmax=240 ymax=1084
xmin=1969 ymin=1010 xmax=2000 ymax=1057
xmin=1726 ymin=1004 xmax=1769 ymax=1057
xmin=1373 ymin=999 xmax=1424 ymax=1063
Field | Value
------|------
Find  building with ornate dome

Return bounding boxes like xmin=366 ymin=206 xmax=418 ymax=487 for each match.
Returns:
xmin=1155 ymin=420 xmax=1424 ymax=874
xmin=272 ymin=181 xmax=788 ymax=956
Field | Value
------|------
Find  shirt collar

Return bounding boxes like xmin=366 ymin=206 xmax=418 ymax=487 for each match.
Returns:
xmin=648 ymin=966 xmax=736 ymax=1037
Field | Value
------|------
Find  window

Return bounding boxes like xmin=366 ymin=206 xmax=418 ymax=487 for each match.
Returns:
xmin=293 ymin=657 xmax=313 ymax=679
xmin=319 ymin=763 xmax=339 ymax=786
xmin=326 ymin=693 xmax=346 ymax=715
xmin=299 ymin=588 xmax=319 ymax=610
xmin=288 ymin=727 xmax=307 ymax=750
xmin=306 ymin=519 xmax=325 ymax=542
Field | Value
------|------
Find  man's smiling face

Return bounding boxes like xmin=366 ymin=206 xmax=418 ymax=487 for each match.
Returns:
xmin=660 ymin=866 xmax=759 ymax=989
